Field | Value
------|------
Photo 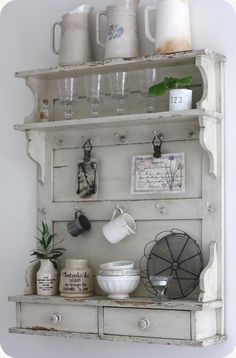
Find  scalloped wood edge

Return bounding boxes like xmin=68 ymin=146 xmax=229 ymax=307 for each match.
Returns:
xmin=26 ymin=131 xmax=46 ymax=184
xmin=199 ymin=242 xmax=217 ymax=303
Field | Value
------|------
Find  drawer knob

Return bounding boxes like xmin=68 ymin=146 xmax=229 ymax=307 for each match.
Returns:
xmin=51 ymin=313 xmax=62 ymax=324
xmin=138 ymin=318 xmax=150 ymax=330
xmin=156 ymin=205 xmax=167 ymax=214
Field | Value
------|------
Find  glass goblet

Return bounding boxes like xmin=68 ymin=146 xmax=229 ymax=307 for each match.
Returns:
xmin=139 ymin=68 xmax=158 ymax=113
xmin=149 ymin=275 xmax=172 ymax=301
xmin=85 ymin=73 xmax=104 ymax=118
xmin=109 ymin=71 xmax=130 ymax=115
xmin=58 ymin=77 xmax=78 ymax=120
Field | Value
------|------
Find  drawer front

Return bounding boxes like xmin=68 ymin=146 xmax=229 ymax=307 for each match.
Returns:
xmin=104 ymin=308 xmax=191 ymax=340
xmin=20 ymin=303 xmax=98 ymax=333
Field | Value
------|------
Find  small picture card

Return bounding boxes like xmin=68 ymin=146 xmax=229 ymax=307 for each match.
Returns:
xmin=131 ymin=153 xmax=185 ymax=194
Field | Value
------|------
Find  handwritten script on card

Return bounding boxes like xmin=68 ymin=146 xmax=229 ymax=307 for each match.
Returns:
xmin=131 ymin=153 xmax=185 ymax=194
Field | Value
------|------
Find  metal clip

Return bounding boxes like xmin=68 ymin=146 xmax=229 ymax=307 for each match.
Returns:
xmin=152 ymin=132 xmax=163 ymax=159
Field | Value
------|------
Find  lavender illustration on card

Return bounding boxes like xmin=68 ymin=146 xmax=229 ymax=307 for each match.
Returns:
xmin=108 ymin=24 xmax=124 ymax=40
xmin=131 ymin=153 xmax=185 ymax=194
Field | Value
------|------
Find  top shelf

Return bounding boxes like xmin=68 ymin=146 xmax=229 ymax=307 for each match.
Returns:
xmin=15 ymin=49 xmax=225 ymax=81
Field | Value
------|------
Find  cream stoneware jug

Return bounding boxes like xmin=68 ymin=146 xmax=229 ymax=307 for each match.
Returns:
xmin=51 ymin=4 xmax=93 ymax=66
xmin=96 ymin=0 xmax=140 ymax=60
xmin=59 ymin=259 xmax=94 ymax=297
xmin=145 ymin=0 xmax=192 ymax=54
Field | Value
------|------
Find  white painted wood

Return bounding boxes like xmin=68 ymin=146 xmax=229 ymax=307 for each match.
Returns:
xmin=25 ymin=131 xmax=46 ymax=183
xmin=104 ymin=307 xmax=191 ymax=340
xmin=20 ymin=303 xmax=98 ymax=333
xmin=8 ymin=327 xmax=226 ymax=347
xmin=15 ymin=50 xmax=225 ymax=81
xmin=199 ymin=115 xmax=219 ymax=177
xmin=194 ymin=310 xmax=217 ymax=340
xmin=9 ymin=295 xmax=223 ymax=310
xmin=199 ymin=242 xmax=218 ymax=302
xmin=24 ymin=261 xmax=40 ymax=295
xmin=14 ymin=109 xmax=220 ymax=132
xmin=10 ymin=50 xmax=225 ymax=346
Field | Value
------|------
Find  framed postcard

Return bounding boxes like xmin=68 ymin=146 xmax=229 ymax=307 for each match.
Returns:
xmin=131 ymin=153 xmax=185 ymax=194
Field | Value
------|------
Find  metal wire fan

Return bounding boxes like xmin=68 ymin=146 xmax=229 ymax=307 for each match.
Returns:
xmin=140 ymin=229 xmax=204 ymax=299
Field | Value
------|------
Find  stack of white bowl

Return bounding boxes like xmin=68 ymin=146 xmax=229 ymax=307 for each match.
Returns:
xmin=96 ymin=260 xmax=140 ymax=299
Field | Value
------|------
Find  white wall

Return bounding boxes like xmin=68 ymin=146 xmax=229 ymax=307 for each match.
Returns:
xmin=0 ymin=0 xmax=235 ymax=357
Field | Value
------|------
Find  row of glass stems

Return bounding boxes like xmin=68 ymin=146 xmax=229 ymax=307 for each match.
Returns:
xmin=58 ymin=68 xmax=158 ymax=119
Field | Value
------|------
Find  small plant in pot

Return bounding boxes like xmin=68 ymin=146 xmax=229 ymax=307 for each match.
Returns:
xmin=31 ymin=221 xmax=65 ymax=296
xmin=148 ymin=76 xmax=192 ymax=111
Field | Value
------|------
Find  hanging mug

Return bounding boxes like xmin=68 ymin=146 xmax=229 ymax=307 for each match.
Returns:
xmin=67 ymin=211 xmax=91 ymax=237
xmin=102 ymin=206 xmax=136 ymax=244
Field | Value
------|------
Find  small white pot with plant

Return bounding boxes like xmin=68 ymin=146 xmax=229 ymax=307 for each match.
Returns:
xmin=31 ymin=222 xmax=65 ymax=296
xmin=148 ymin=76 xmax=192 ymax=111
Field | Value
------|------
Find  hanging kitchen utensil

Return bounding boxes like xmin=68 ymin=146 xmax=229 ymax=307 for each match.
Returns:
xmin=77 ymin=139 xmax=98 ymax=199
xmin=152 ymin=133 xmax=162 ymax=158
xmin=140 ymin=229 xmax=204 ymax=299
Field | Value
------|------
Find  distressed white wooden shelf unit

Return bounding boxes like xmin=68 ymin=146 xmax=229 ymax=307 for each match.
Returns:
xmin=9 ymin=50 xmax=225 ymax=347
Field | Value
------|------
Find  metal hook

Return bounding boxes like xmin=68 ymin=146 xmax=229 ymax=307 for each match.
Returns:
xmin=83 ymin=139 xmax=92 ymax=162
xmin=152 ymin=133 xmax=163 ymax=159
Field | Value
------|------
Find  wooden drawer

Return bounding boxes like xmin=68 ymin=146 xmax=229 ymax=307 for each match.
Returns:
xmin=104 ymin=308 xmax=191 ymax=340
xmin=20 ymin=303 xmax=98 ymax=333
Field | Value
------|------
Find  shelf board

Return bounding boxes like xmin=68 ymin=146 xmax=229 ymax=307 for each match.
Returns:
xmin=8 ymin=327 xmax=226 ymax=347
xmin=15 ymin=50 xmax=225 ymax=81
xmin=8 ymin=295 xmax=223 ymax=311
xmin=14 ymin=109 xmax=221 ymax=133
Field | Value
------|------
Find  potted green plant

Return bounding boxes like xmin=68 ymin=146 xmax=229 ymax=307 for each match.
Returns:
xmin=148 ymin=76 xmax=192 ymax=111
xmin=31 ymin=221 xmax=65 ymax=296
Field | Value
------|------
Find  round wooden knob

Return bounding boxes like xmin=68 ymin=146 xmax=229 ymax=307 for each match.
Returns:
xmin=51 ymin=313 xmax=62 ymax=324
xmin=138 ymin=318 xmax=150 ymax=330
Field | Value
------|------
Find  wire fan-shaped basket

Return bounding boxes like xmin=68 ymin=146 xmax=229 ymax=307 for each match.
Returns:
xmin=140 ymin=229 xmax=204 ymax=299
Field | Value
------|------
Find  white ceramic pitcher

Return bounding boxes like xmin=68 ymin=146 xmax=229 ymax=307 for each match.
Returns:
xmin=96 ymin=0 xmax=140 ymax=60
xmin=51 ymin=4 xmax=93 ymax=66
xmin=145 ymin=0 xmax=192 ymax=54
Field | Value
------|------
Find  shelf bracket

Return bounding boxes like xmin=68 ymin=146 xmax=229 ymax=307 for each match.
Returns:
xmin=198 ymin=115 xmax=218 ymax=178
xmin=26 ymin=130 xmax=46 ymax=184
xmin=198 ymin=242 xmax=217 ymax=302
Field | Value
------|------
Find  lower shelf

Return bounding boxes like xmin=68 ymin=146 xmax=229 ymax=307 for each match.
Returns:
xmin=9 ymin=295 xmax=225 ymax=347
xmin=9 ymin=327 xmax=226 ymax=347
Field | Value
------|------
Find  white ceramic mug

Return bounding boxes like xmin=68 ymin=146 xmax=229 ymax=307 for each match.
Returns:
xmin=102 ymin=206 xmax=136 ymax=244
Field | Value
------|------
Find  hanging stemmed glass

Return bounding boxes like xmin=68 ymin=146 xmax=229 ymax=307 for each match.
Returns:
xmin=139 ymin=68 xmax=158 ymax=113
xmin=109 ymin=71 xmax=130 ymax=115
xmin=58 ymin=77 xmax=78 ymax=120
xmin=85 ymin=73 xmax=105 ymax=118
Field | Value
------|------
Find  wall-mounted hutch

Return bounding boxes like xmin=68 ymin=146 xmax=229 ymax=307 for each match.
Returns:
xmin=9 ymin=49 xmax=225 ymax=347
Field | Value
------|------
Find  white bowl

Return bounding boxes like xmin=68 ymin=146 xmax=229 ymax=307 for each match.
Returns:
xmin=100 ymin=261 xmax=134 ymax=270
xmin=98 ymin=268 xmax=140 ymax=276
xmin=97 ymin=275 xmax=140 ymax=299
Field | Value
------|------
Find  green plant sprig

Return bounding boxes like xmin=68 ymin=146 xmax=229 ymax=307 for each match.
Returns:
xmin=148 ymin=76 xmax=192 ymax=97
xmin=30 ymin=221 xmax=65 ymax=266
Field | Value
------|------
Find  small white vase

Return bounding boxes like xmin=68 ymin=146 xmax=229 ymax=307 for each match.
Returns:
xmin=169 ymin=89 xmax=192 ymax=111
xmin=36 ymin=259 xmax=59 ymax=296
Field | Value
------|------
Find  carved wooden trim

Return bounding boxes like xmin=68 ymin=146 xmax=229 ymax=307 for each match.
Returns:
xmin=198 ymin=115 xmax=218 ymax=177
xmin=199 ymin=242 xmax=217 ymax=302
xmin=26 ymin=130 xmax=46 ymax=183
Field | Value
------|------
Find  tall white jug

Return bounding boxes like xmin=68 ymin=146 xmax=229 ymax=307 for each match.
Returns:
xmin=145 ymin=0 xmax=192 ymax=54
xmin=51 ymin=4 xmax=93 ymax=66
xmin=96 ymin=0 xmax=140 ymax=60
